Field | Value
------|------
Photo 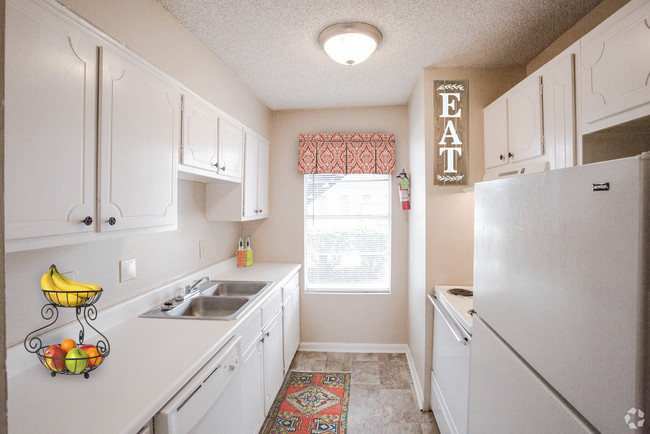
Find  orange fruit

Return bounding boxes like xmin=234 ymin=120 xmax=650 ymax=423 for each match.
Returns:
xmin=60 ymin=338 xmax=77 ymax=354
xmin=85 ymin=347 xmax=102 ymax=367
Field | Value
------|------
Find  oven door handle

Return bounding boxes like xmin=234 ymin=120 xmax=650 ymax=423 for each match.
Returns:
xmin=428 ymin=294 xmax=469 ymax=345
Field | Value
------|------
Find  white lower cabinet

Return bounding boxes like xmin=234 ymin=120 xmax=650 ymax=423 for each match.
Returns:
xmin=282 ymin=273 xmax=301 ymax=371
xmin=263 ymin=311 xmax=285 ymax=413
xmin=240 ymin=336 xmax=266 ymax=433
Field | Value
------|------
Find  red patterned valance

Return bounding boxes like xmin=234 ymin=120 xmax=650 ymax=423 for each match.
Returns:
xmin=298 ymin=133 xmax=395 ymax=174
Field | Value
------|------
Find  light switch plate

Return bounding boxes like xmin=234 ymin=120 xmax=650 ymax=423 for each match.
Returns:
xmin=199 ymin=240 xmax=206 ymax=259
xmin=120 ymin=258 xmax=136 ymax=282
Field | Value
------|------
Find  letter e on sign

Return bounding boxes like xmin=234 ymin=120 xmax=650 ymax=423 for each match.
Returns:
xmin=434 ymin=80 xmax=468 ymax=185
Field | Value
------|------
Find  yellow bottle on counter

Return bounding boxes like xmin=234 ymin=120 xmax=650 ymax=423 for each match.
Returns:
xmin=245 ymin=236 xmax=253 ymax=267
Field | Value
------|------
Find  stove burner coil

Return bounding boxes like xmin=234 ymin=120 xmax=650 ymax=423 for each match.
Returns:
xmin=447 ymin=288 xmax=473 ymax=297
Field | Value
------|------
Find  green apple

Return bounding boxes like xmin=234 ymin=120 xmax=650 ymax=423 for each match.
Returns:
xmin=65 ymin=348 xmax=88 ymax=373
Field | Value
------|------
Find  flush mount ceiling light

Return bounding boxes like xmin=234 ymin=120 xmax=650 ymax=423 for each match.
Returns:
xmin=318 ymin=22 xmax=383 ymax=66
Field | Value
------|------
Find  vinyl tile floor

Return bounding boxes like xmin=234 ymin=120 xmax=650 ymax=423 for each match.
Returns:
xmin=286 ymin=351 xmax=441 ymax=434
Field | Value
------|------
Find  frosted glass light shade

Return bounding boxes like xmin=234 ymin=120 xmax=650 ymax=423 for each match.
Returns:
xmin=319 ymin=23 xmax=383 ymax=66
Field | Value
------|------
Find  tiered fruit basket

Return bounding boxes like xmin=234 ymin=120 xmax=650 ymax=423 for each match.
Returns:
xmin=24 ymin=289 xmax=110 ymax=379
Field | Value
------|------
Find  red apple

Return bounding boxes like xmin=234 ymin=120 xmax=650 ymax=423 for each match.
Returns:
xmin=43 ymin=344 xmax=66 ymax=372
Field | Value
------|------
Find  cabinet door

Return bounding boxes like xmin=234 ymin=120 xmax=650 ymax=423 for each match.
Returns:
xmin=483 ymin=97 xmax=509 ymax=169
xmin=544 ymin=44 xmax=578 ymax=170
xmin=241 ymin=338 xmax=266 ymax=434
xmin=256 ymin=137 xmax=270 ymax=218
xmin=283 ymin=290 xmax=300 ymax=371
xmin=243 ymin=132 xmax=260 ymax=218
xmin=218 ymin=116 xmax=244 ymax=181
xmin=263 ymin=312 xmax=285 ymax=413
xmin=181 ymin=94 xmax=218 ymax=172
xmin=5 ymin=0 xmax=97 ymax=240
xmin=98 ymin=46 xmax=180 ymax=232
xmin=581 ymin=0 xmax=650 ymax=133
xmin=507 ymin=74 xmax=544 ymax=163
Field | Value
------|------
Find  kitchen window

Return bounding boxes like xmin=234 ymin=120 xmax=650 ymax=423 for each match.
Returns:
xmin=304 ymin=174 xmax=391 ymax=293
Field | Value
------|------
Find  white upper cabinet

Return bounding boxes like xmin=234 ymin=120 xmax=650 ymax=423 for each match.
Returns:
xmin=5 ymin=0 xmax=98 ymax=241
xmin=98 ymin=46 xmax=180 ymax=233
xmin=483 ymin=72 xmax=544 ymax=173
xmin=218 ymin=116 xmax=244 ymax=182
xmin=206 ymin=128 xmax=270 ymax=221
xmin=507 ymin=74 xmax=544 ymax=163
xmin=180 ymin=93 xmax=243 ymax=183
xmin=483 ymin=97 xmax=509 ymax=169
xmin=181 ymin=94 xmax=219 ymax=172
xmin=5 ymin=0 xmax=180 ymax=251
xmin=581 ymin=0 xmax=650 ymax=134
xmin=543 ymin=42 xmax=579 ymax=170
xmin=243 ymin=130 xmax=269 ymax=219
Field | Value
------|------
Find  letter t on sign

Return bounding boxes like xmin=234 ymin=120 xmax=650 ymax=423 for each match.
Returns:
xmin=433 ymin=80 xmax=468 ymax=185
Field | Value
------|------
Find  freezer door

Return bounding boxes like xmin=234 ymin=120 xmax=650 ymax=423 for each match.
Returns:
xmin=468 ymin=317 xmax=594 ymax=433
xmin=473 ymin=155 xmax=649 ymax=433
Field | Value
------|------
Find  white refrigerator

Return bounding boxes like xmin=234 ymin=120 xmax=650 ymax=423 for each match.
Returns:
xmin=469 ymin=154 xmax=649 ymax=433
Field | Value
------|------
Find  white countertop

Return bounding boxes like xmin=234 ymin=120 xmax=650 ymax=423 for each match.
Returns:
xmin=8 ymin=262 xmax=301 ymax=434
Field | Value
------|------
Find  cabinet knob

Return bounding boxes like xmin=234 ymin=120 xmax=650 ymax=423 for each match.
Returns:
xmin=499 ymin=154 xmax=505 ymax=161
xmin=508 ymin=152 xmax=514 ymax=159
xmin=81 ymin=216 xmax=93 ymax=226
xmin=108 ymin=217 xmax=116 ymax=226
xmin=220 ymin=165 xmax=226 ymax=171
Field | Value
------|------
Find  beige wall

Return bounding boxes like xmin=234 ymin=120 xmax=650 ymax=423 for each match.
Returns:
xmin=407 ymin=67 xmax=525 ymax=406
xmin=407 ymin=73 xmax=427 ymax=404
xmin=4 ymin=0 xmax=271 ymax=346
xmin=526 ymin=0 xmax=631 ymax=74
xmin=244 ymin=106 xmax=410 ymax=345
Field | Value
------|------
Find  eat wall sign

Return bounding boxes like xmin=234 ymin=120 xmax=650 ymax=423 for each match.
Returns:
xmin=434 ymin=80 xmax=468 ymax=185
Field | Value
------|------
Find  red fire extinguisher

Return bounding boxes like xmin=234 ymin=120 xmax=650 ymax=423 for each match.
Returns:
xmin=397 ymin=170 xmax=410 ymax=210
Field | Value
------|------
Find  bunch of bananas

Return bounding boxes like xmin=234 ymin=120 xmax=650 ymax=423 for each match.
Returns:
xmin=40 ymin=264 xmax=102 ymax=307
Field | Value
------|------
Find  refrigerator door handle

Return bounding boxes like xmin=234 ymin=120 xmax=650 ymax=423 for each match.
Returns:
xmin=429 ymin=294 xmax=469 ymax=345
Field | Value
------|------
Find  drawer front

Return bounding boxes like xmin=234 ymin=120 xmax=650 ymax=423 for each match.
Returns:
xmin=239 ymin=308 xmax=262 ymax=353
xmin=261 ymin=289 xmax=282 ymax=326
xmin=282 ymin=272 xmax=300 ymax=302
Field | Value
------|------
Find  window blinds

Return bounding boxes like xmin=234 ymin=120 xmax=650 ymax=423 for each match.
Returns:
xmin=304 ymin=174 xmax=391 ymax=293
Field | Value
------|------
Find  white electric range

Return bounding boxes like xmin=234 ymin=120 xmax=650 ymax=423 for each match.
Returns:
xmin=428 ymin=285 xmax=473 ymax=434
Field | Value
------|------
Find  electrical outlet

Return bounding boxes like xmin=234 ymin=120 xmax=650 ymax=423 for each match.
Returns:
xmin=120 ymin=258 xmax=136 ymax=282
xmin=199 ymin=240 xmax=206 ymax=259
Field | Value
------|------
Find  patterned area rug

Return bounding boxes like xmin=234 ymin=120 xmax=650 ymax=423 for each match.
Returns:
xmin=261 ymin=371 xmax=351 ymax=434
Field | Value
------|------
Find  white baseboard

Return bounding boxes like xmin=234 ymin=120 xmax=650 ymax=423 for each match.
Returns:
xmin=298 ymin=342 xmax=409 ymax=354
xmin=406 ymin=346 xmax=425 ymax=410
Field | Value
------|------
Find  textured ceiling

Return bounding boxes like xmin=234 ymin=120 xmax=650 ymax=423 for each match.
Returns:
xmin=158 ymin=0 xmax=601 ymax=110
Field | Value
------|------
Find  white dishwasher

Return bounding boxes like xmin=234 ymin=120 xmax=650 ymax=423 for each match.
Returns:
xmin=154 ymin=336 xmax=242 ymax=434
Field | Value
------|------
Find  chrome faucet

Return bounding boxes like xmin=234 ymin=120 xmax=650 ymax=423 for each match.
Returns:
xmin=186 ymin=276 xmax=210 ymax=298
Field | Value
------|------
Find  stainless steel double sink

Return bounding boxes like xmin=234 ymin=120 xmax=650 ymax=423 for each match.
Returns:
xmin=140 ymin=280 xmax=273 ymax=320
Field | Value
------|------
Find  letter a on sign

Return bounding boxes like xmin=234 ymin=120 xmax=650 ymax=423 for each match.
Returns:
xmin=434 ymin=80 xmax=468 ymax=185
